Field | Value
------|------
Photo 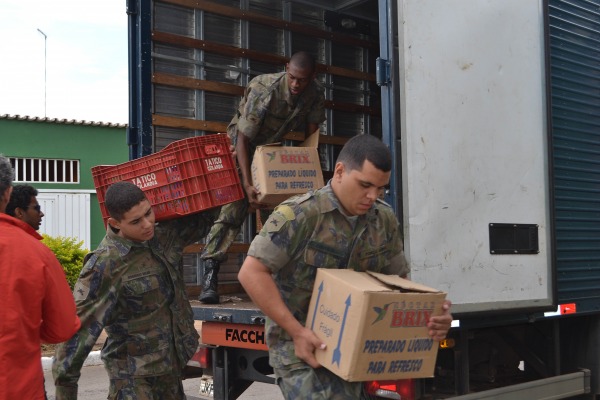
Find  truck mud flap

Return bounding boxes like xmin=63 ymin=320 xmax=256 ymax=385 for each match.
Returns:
xmin=449 ymin=369 xmax=590 ymax=400
xmin=212 ymin=346 xmax=275 ymax=400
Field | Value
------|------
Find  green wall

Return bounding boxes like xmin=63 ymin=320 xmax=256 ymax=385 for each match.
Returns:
xmin=0 ymin=117 xmax=129 ymax=249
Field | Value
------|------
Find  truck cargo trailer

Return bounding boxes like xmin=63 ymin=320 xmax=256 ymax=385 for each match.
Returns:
xmin=127 ymin=0 xmax=600 ymax=398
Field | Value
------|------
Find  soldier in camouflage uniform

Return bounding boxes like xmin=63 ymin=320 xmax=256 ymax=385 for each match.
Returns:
xmin=199 ymin=51 xmax=326 ymax=304
xmin=52 ymin=182 xmax=219 ymax=400
xmin=238 ymin=135 xmax=453 ymax=399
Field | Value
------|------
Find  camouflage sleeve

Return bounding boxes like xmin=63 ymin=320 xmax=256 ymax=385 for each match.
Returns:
xmin=155 ymin=207 xmax=219 ymax=263
xmin=306 ymin=82 xmax=326 ymax=125
xmin=236 ymin=81 xmax=272 ymax=141
xmin=248 ymin=234 xmax=291 ymax=273
xmin=383 ymin=251 xmax=410 ymax=278
xmin=248 ymin=199 xmax=315 ymax=273
xmin=53 ymin=251 xmax=120 ymax=400
xmin=40 ymin=248 xmax=81 ymax=343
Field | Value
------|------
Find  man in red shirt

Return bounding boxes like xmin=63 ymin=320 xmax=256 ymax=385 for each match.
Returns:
xmin=0 ymin=155 xmax=81 ymax=400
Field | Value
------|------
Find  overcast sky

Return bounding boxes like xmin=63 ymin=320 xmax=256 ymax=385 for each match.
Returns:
xmin=0 ymin=0 xmax=128 ymax=124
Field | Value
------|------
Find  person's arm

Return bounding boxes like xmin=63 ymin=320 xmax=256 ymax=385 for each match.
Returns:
xmin=156 ymin=205 xmax=220 ymax=253
xmin=53 ymin=253 xmax=118 ymax=400
xmin=427 ymin=300 xmax=453 ymax=341
xmin=40 ymin=252 xmax=81 ymax=343
xmin=304 ymin=81 xmax=326 ymax=134
xmin=238 ymin=256 xmax=325 ymax=368
xmin=236 ymin=132 xmax=265 ymax=210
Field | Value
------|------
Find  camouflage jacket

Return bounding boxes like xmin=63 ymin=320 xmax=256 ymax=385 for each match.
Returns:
xmin=227 ymin=71 xmax=326 ymax=152
xmin=247 ymin=182 xmax=409 ymax=368
xmin=53 ymin=209 xmax=217 ymax=399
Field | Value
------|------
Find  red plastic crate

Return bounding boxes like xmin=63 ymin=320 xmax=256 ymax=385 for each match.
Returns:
xmin=92 ymin=134 xmax=243 ymax=226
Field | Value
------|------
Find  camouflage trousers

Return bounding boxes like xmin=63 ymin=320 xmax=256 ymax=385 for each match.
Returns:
xmin=108 ymin=374 xmax=184 ymax=400
xmin=274 ymin=363 xmax=368 ymax=400
xmin=201 ymin=195 xmax=272 ymax=262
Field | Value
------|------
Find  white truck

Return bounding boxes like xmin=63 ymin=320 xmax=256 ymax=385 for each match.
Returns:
xmin=127 ymin=0 xmax=598 ymax=398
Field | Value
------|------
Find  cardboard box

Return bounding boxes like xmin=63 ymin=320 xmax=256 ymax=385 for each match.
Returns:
xmin=251 ymin=129 xmax=324 ymax=206
xmin=305 ymin=269 xmax=447 ymax=381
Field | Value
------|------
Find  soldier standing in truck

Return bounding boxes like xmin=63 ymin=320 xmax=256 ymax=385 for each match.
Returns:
xmin=199 ymin=51 xmax=326 ymax=304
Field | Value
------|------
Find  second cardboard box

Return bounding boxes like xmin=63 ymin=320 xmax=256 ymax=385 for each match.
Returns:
xmin=251 ymin=129 xmax=324 ymax=206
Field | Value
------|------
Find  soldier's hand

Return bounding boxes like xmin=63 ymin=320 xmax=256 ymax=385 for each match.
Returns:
xmin=292 ymin=326 xmax=325 ymax=368
xmin=427 ymin=299 xmax=453 ymax=341
xmin=244 ymin=183 xmax=268 ymax=210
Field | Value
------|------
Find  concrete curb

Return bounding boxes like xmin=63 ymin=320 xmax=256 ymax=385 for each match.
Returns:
xmin=42 ymin=350 xmax=103 ymax=370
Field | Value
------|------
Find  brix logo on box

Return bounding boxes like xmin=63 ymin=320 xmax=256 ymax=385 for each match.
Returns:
xmin=266 ymin=149 xmax=312 ymax=164
xmin=372 ymin=302 xmax=434 ymax=328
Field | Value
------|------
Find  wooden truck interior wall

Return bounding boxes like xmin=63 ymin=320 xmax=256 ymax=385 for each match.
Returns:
xmin=148 ymin=0 xmax=382 ymax=292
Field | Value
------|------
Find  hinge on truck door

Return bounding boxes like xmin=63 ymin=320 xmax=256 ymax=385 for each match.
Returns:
xmin=376 ymin=57 xmax=391 ymax=86
xmin=212 ymin=313 xmax=232 ymax=322
xmin=251 ymin=315 xmax=266 ymax=325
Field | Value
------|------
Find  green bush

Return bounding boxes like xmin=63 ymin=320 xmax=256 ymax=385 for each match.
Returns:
xmin=42 ymin=234 xmax=88 ymax=290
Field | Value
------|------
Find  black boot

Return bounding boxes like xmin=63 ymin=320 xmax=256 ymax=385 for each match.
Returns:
xmin=199 ymin=259 xmax=220 ymax=304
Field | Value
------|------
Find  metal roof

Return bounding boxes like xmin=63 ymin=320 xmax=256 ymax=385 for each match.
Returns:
xmin=0 ymin=114 xmax=127 ymax=129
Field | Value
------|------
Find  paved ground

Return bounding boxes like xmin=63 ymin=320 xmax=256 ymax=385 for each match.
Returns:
xmin=43 ymin=327 xmax=283 ymax=400
xmin=44 ymin=363 xmax=282 ymax=399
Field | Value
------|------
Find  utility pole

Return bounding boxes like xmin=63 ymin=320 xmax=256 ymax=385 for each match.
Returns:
xmin=37 ymin=28 xmax=47 ymax=118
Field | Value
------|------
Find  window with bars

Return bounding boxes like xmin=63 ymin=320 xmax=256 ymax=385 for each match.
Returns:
xmin=9 ymin=157 xmax=80 ymax=184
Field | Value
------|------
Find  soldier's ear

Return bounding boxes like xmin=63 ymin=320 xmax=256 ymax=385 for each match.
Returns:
xmin=334 ymin=162 xmax=345 ymax=181
xmin=107 ymin=217 xmax=120 ymax=231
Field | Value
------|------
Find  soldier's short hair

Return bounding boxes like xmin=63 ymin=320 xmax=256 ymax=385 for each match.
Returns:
xmin=289 ymin=51 xmax=316 ymax=73
xmin=0 ymin=155 xmax=14 ymax=199
xmin=337 ymin=135 xmax=391 ymax=173
xmin=105 ymin=181 xmax=147 ymax=221
xmin=6 ymin=184 xmax=38 ymax=217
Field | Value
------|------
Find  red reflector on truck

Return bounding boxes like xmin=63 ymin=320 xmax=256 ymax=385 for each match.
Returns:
xmin=560 ymin=303 xmax=576 ymax=314
xmin=364 ymin=379 xmax=415 ymax=400
xmin=189 ymin=346 xmax=210 ymax=369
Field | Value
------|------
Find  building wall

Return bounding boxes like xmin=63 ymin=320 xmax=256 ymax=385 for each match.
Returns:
xmin=0 ymin=116 xmax=129 ymax=249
